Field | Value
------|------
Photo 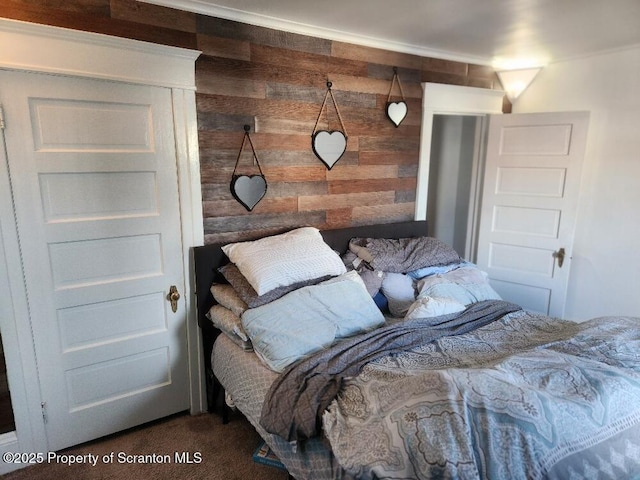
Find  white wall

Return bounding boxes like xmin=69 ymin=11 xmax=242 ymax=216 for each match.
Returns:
xmin=514 ymin=45 xmax=640 ymax=320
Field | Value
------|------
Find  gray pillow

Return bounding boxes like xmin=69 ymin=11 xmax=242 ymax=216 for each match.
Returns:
xmin=219 ymin=263 xmax=331 ymax=309
xmin=349 ymin=236 xmax=462 ymax=273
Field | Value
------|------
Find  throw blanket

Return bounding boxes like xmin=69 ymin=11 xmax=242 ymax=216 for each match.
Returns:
xmin=260 ymin=300 xmax=521 ymax=441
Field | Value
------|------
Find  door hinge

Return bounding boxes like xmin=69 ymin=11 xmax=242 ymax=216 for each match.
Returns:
xmin=41 ymin=402 xmax=48 ymax=424
xmin=0 ymin=106 xmax=5 ymax=130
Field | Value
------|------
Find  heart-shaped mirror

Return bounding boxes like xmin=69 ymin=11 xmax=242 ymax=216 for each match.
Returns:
xmin=231 ymin=174 xmax=267 ymax=211
xmin=312 ymin=130 xmax=347 ymax=170
xmin=386 ymin=101 xmax=408 ymax=127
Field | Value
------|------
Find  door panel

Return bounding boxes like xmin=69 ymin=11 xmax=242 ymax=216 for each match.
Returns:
xmin=476 ymin=111 xmax=589 ymax=317
xmin=0 ymin=70 xmax=189 ymax=450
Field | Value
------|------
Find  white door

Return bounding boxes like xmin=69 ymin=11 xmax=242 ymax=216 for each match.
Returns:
xmin=476 ymin=111 xmax=589 ymax=317
xmin=0 ymin=70 xmax=190 ymax=451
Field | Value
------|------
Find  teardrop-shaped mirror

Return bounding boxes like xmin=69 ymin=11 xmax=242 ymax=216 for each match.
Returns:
xmin=312 ymin=130 xmax=347 ymax=170
xmin=231 ymin=174 xmax=267 ymax=211
xmin=386 ymin=101 xmax=408 ymax=127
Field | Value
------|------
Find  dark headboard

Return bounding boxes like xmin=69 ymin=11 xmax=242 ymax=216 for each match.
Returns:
xmin=193 ymin=220 xmax=428 ymax=329
xmin=192 ymin=220 xmax=428 ymax=410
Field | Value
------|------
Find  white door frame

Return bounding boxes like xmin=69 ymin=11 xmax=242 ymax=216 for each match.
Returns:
xmin=415 ymin=84 xmax=505 ymax=250
xmin=0 ymin=18 xmax=205 ymax=456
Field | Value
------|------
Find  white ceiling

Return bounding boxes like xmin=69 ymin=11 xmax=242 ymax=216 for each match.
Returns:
xmin=143 ymin=0 xmax=640 ymax=67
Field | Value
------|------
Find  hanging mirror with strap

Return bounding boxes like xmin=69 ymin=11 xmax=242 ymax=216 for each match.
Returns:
xmin=230 ymin=125 xmax=267 ymax=212
xmin=312 ymin=81 xmax=348 ymax=170
xmin=386 ymin=67 xmax=408 ymax=127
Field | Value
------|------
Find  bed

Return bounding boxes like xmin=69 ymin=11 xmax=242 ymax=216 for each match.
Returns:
xmin=193 ymin=221 xmax=640 ymax=480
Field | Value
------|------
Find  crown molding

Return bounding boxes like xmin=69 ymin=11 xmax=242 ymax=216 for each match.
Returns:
xmin=140 ymin=0 xmax=494 ymax=66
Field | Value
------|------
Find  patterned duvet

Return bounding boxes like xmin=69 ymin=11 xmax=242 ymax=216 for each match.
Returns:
xmin=321 ymin=311 xmax=640 ymax=479
xmin=215 ymin=309 xmax=640 ymax=480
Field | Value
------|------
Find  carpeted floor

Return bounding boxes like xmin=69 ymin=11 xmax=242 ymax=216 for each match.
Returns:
xmin=1 ymin=412 xmax=290 ymax=480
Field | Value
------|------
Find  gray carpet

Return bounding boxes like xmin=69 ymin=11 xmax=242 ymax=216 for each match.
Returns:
xmin=2 ymin=412 xmax=290 ymax=480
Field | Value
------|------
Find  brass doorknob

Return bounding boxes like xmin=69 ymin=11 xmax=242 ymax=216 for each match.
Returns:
xmin=167 ymin=285 xmax=180 ymax=313
xmin=552 ymin=248 xmax=565 ymax=268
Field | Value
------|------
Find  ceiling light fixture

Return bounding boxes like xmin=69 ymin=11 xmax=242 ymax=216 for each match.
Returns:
xmin=496 ymin=67 xmax=542 ymax=102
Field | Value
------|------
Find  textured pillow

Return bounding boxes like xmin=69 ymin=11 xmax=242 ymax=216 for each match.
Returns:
xmin=405 ymin=296 xmax=466 ymax=321
xmin=416 ymin=265 xmax=502 ymax=306
xmin=349 ymin=236 xmax=462 ymax=273
xmin=210 ymin=283 xmax=248 ymax=316
xmin=206 ymin=305 xmax=253 ymax=351
xmin=341 ymin=250 xmax=384 ymax=297
xmin=219 ymin=263 xmax=331 ymax=308
xmin=380 ymin=272 xmax=416 ymax=317
xmin=221 ymin=227 xmax=346 ymax=296
xmin=241 ymin=271 xmax=385 ymax=372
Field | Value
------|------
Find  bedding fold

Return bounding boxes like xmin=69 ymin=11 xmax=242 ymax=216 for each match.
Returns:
xmin=260 ymin=299 xmax=521 ymax=442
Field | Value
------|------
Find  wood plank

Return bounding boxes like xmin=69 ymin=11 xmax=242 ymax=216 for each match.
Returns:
xmin=110 ymin=0 xmax=196 ymax=32
xmin=196 ymin=74 xmax=266 ymax=99
xmin=196 ymin=16 xmax=332 ymax=56
xmin=326 ymin=165 xmax=398 ymax=181
xmin=262 ymin=166 xmax=327 ymax=182
xmin=203 ymin=197 xmax=297 ymax=218
xmin=396 ymin=189 xmax=417 ymax=203
xmin=331 ymin=41 xmax=422 ymax=70
xmin=359 ymin=151 xmax=420 ymax=166
xmin=329 ymin=177 xmax=416 ymax=194
xmin=204 ymin=211 xmax=326 ymax=235
xmin=422 ymin=57 xmax=468 ymax=75
xmin=266 ymin=83 xmax=377 ymax=109
xmin=468 ymin=63 xmax=495 ymax=79
xmin=351 ymin=202 xmax=416 ymax=223
xmin=196 ymin=93 xmax=319 ymax=121
xmin=266 ymin=181 xmax=327 ymax=197
xmin=197 ymin=112 xmax=255 ymax=132
xmin=251 ymin=43 xmax=368 ymax=77
xmin=254 ymin=116 xmax=317 ymax=136
xmin=7 ymin=0 xmax=110 ymax=16
xmin=197 ymin=131 xmax=312 ymax=152
xmin=327 ymin=73 xmax=422 ymax=99
xmin=298 ymin=191 xmax=396 ymax=211
xmin=421 ymin=71 xmax=467 ymax=86
xmin=358 ymin=135 xmax=421 ymax=152
xmin=196 ymin=34 xmax=251 ymax=61
xmin=197 ymin=55 xmax=330 ymax=89
xmin=0 ymin=0 xmax=197 ymax=48
xmin=398 ymin=164 xmax=419 ymax=178
xmin=323 ymin=208 xmax=353 ymax=229
xmin=199 ymin=167 xmax=235 ymax=185
xmin=466 ymin=76 xmax=494 ymax=89
xmin=368 ymin=64 xmax=422 ymax=84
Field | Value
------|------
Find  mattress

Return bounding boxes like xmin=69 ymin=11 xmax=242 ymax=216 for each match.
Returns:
xmin=212 ymin=334 xmax=348 ymax=480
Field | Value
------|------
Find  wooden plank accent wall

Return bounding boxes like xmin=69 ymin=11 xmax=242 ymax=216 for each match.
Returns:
xmin=0 ymin=0 xmax=508 ymax=244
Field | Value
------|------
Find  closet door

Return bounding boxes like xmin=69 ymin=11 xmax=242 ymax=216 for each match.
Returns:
xmin=0 ymin=69 xmax=190 ymax=450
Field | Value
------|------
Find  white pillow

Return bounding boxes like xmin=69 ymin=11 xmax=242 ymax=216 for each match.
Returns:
xmin=380 ymin=272 xmax=416 ymax=317
xmin=405 ymin=296 xmax=466 ymax=321
xmin=221 ymin=227 xmax=346 ymax=295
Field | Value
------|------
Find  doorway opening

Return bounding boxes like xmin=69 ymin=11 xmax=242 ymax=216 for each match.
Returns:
xmin=414 ymin=82 xmax=505 ymax=260
xmin=427 ymin=115 xmax=483 ymax=260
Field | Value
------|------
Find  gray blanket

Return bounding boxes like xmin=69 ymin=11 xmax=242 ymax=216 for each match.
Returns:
xmin=349 ymin=236 xmax=462 ymax=272
xmin=260 ymin=299 xmax=521 ymax=441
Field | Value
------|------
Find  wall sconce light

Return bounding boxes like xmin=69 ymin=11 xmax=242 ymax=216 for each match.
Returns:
xmin=496 ymin=67 xmax=542 ymax=102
